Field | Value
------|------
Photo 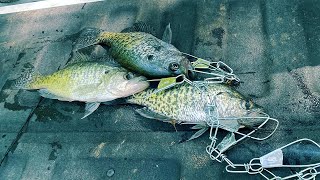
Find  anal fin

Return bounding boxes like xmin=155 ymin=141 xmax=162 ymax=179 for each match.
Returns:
xmin=135 ymin=107 xmax=170 ymax=121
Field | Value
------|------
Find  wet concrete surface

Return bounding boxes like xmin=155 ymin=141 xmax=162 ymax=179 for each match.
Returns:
xmin=0 ymin=0 xmax=320 ymax=179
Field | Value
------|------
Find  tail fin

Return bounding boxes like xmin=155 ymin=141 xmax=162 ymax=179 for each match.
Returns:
xmin=73 ymin=27 xmax=103 ymax=51
xmin=14 ymin=68 xmax=40 ymax=90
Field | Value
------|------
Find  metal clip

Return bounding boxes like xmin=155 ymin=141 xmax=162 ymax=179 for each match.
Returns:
xmin=182 ymin=52 xmax=240 ymax=85
xmin=202 ymin=89 xmax=279 ymax=167
xmin=226 ymin=139 xmax=320 ymax=180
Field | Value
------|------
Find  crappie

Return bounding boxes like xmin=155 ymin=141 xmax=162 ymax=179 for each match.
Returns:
xmin=127 ymin=83 xmax=266 ymax=138
xmin=74 ymin=28 xmax=192 ymax=78
xmin=15 ymin=55 xmax=149 ymax=118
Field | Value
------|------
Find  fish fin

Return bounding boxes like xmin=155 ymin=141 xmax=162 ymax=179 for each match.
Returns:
xmin=73 ymin=27 xmax=103 ymax=51
xmin=162 ymin=23 xmax=172 ymax=44
xmin=38 ymin=89 xmax=72 ymax=101
xmin=121 ymin=21 xmax=156 ymax=36
xmin=14 ymin=68 xmax=41 ymax=90
xmin=66 ymin=52 xmax=92 ymax=66
xmin=135 ymin=107 xmax=170 ymax=121
xmin=169 ymin=120 xmax=178 ymax=132
xmin=82 ymin=102 xmax=100 ymax=119
xmin=187 ymin=127 xmax=209 ymax=141
xmin=191 ymin=123 xmax=208 ymax=130
xmin=216 ymin=132 xmax=236 ymax=153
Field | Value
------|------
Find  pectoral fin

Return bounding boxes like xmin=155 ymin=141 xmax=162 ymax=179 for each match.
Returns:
xmin=135 ymin=107 xmax=170 ymax=121
xmin=162 ymin=23 xmax=172 ymax=44
xmin=82 ymin=102 xmax=100 ymax=119
xmin=191 ymin=123 xmax=208 ymax=130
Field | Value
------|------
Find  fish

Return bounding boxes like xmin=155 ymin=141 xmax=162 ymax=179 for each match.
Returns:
xmin=74 ymin=26 xmax=193 ymax=78
xmin=121 ymin=21 xmax=157 ymax=37
xmin=125 ymin=83 xmax=266 ymax=140
xmin=15 ymin=54 xmax=149 ymax=119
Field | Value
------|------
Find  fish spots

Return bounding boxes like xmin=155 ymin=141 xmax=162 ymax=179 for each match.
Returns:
xmin=147 ymin=55 xmax=154 ymax=61
xmin=212 ymin=27 xmax=225 ymax=48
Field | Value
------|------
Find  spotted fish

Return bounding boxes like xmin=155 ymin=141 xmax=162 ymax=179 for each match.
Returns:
xmin=126 ymin=83 xmax=266 ymax=140
xmin=74 ymin=25 xmax=192 ymax=78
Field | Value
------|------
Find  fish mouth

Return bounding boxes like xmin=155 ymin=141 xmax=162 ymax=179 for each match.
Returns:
xmin=125 ymin=76 xmax=149 ymax=94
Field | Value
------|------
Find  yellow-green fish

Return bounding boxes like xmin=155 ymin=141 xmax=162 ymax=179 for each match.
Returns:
xmin=75 ymin=27 xmax=192 ymax=78
xmin=15 ymin=55 xmax=149 ymax=118
xmin=126 ymin=83 xmax=266 ymax=140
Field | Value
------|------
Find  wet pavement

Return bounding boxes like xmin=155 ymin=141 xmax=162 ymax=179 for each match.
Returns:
xmin=0 ymin=0 xmax=320 ymax=179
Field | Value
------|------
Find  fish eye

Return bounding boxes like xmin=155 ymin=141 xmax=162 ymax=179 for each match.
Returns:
xmin=241 ymin=99 xmax=254 ymax=110
xmin=147 ymin=55 xmax=154 ymax=60
xmin=125 ymin=72 xmax=135 ymax=80
xmin=169 ymin=63 xmax=180 ymax=71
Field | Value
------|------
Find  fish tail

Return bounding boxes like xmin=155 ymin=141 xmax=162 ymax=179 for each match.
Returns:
xmin=14 ymin=68 xmax=41 ymax=90
xmin=73 ymin=27 xmax=104 ymax=51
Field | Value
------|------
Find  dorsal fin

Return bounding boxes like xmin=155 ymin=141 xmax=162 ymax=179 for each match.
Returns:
xmin=135 ymin=107 xmax=170 ymax=121
xmin=121 ymin=21 xmax=157 ymax=36
xmin=65 ymin=52 xmax=92 ymax=66
xmin=162 ymin=23 xmax=172 ymax=44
